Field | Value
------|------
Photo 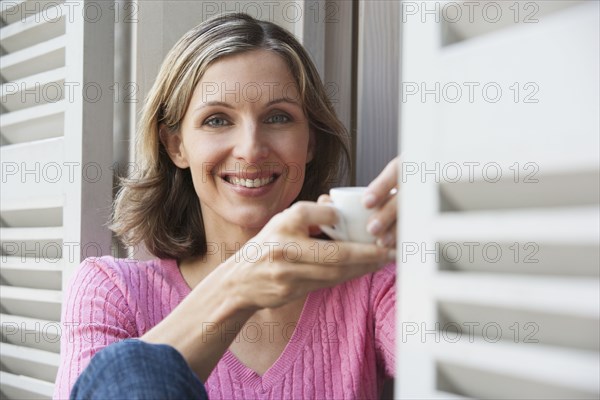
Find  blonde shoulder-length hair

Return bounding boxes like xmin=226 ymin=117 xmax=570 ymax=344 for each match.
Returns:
xmin=111 ymin=13 xmax=350 ymax=260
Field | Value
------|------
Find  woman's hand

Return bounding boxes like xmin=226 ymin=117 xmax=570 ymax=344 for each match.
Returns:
xmin=363 ymin=157 xmax=399 ymax=248
xmin=224 ymin=202 xmax=395 ymax=311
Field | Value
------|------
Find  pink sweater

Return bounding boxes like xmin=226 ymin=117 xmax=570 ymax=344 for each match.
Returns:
xmin=54 ymin=256 xmax=395 ymax=399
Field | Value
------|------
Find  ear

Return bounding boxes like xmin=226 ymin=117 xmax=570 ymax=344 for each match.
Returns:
xmin=306 ymin=129 xmax=316 ymax=163
xmin=159 ymin=124 xmax=189 ymax=169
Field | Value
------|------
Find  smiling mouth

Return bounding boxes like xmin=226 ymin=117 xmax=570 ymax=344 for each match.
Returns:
xmin=224 ymin=175 xmax=276 ymax=188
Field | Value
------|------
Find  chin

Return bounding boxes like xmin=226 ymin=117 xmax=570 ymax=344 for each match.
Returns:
xmin=233 ymin=211 xmax=274 ymax=231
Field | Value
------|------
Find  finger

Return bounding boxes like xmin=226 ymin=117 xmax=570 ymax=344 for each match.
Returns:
xmin=366 ymin=194 xmax=398 ymax=236
xmin=311 ymin=196 xmax=333 ymax=235
xmin=302 ymin=240 xmax=395 ymax=266
xmin=376 ymin=223 xmax=396 ymax=248
xmin=275 ymin=257 xmax=384 ymax=286
xmin=285 ymin=202 xmax=338 ymax=227
xmin=337 ymin=242 xmax=395 ymax=265
xmin=260 ymin=261 xmax=383 ymax=305
xmin=363 ymin=157 xmax=400 ymax=209
xmin=294 ymin=262 xmax=383 ymax=290
xmin=285 ymin=201 xmax=335 ymax=237
xmin=286 ymin=237 xmax=394 ymax=266
xmin=317 ymin=194 xmax=332 ymax=204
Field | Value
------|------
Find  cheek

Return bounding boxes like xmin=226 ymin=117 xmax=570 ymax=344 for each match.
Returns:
xmin=297 ymin=137 xmax=312 ymax=165
xmin=183 ymin=138 xmax=226 ymax=175
xmin=281 ymin=140 xmax=311 ymax=188
xmin=277 ymin=149 xmax=309 ymax=180
xmin=186 ymin=152 xmax=209 ymax=175
xmin=282 ymin=130 xmax=311 ymax=159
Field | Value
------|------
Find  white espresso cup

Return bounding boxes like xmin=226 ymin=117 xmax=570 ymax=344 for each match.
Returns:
xmin=320 ymin=187 xmax=376 ymax=244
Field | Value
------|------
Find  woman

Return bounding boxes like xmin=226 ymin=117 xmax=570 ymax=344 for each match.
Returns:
xmin=54 ymin=13 xmax=398 ymax=400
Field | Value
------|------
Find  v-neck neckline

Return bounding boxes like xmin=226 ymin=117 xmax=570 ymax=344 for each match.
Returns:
xmin=220 ymin=289 xmax=322 ymax=392
xmin=167 ymin=258 xmax=324 ymax=391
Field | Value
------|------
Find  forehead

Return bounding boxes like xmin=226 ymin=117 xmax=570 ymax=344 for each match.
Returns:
xmin=193 ymin=49 xmax=299 ymax=104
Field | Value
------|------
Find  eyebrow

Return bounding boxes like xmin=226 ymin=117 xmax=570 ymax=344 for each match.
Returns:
xmin=266 ymin=98 xmax=301 ymax=107
xmin=193 ymin=97 xmax=300 ymax=114
xmin=193 ymin=101 xmax=234 ymax=113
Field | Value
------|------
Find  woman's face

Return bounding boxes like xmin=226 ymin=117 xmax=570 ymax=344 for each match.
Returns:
xmin=166 ymin=50 xmax=312 ymax=235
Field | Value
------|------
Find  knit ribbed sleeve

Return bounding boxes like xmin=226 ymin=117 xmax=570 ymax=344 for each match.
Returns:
xmin=53 ymin=257 xmax=138 ymax=399
xmin=371 ymin=263 xmax=396 ymax=379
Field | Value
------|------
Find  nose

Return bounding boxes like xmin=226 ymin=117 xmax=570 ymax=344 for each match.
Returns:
xmin=232 ymin=120 xmax=269 ymax=162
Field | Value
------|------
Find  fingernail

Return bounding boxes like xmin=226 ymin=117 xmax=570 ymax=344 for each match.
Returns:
xmin=367 ymin=219 xmax=383 ymax=235
xmin=363 ymin=193 xmax=377 ymax=208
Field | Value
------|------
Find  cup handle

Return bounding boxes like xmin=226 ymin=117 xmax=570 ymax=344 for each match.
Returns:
xmin=319 ymin=206 xmax=349 ymax=241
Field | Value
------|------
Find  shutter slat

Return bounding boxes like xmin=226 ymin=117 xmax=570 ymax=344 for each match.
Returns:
xmin=0 ymin=1 xmax=61 ymax=26
xmin=438 ymin=241 xmax=599 ymax=278
xmin=0 ymin=35 xmax=65 ymax=81
xmin=1 ymin=195 xmax=63 ymax=213
xmin=442 ymin=0 xmax=586 ymax=46
xmin=0 ymin=371 xmax=54 ymax=399
xmin=435 ymin=207 xmax=599 ymax=244
xmin=0 ymin=342 xmax=60 ymax=366
xmin=1 ymin=256 xmax=62 ymax=271
xmin=0 ymin=286 xmax=62 ymax=303
xmin=0 ymin=286 xmax=62 ymax=321
xmin=1 ymin=313 xmax=60 ymax=353
xmin=0 ymin=227 xmax=63 ymax=241
xmin=1 ymin=256 xmax=62 ymax=290
xmin=435 ymin=339 xmax=599 ymax=395
xmin=1 ymin=314 xmax=58 ymax=331
xmin=0 ymin=342 xmax=59 ymax=383
xmin=0 ymin=101 xmax=65 ymax=144
xmin=440 ymin=168 xmax=600 ymax=212
xmin=0 ymin=206 xmax=62 ymax=228
xmin=0 ymin=257 xmax=63 ymax=291
xmin=0 ymin=101 xmax=65 ymax=140
xmin=0 ymin=67 xmax=66 ymax=111
xmin=0 ymin=2 xmax=64 ymax=52
xmin=435 ymin=273 xmax=599 ymax=318
xmin=0 ymin=0 xmax=27 ymax=25
xmin=0 ymin=137 xmax=67 ymax=207
xmin=0 ymin=268 xmax=62 ymax=291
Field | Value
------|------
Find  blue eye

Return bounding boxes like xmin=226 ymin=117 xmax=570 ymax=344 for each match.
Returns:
xmin=204 ymin=116 xmax=230 ymax=127
xmin=266 ymin=114 xmax=291 ymax=124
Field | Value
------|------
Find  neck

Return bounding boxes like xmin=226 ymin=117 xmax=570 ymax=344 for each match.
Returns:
xmin=204 ymin=225 xmax=259 ymax=269
xmin=179 ymin=215 xmax=262 ymax=288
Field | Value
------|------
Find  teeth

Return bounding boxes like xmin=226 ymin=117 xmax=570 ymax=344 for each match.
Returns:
xmin=228 ymin=176 xmax=274 ymax=188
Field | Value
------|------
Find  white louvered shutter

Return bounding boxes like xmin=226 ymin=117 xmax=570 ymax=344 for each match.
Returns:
xmin=398 ymin=1 xmax=599 ymax=399
xmin=1 ymin=1 xmax=114 ymax=398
